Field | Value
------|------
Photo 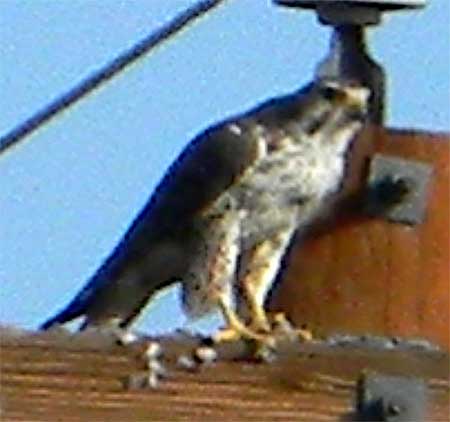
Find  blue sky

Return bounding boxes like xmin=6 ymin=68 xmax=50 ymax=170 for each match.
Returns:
xmin=1 ymin=1 xmax=449 ymax=335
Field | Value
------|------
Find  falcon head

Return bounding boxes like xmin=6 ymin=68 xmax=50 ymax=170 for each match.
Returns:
xmin=266 ymin=79 xmax=370 ymax=154
xmin=298 ymin=79 xmax=370 ymax=148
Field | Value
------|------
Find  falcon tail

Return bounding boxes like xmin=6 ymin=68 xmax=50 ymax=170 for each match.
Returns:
xmin=39 ymin=300 xmax=86 ymax=330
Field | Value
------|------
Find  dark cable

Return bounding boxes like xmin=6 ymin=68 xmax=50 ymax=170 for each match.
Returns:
xmin=0 ymin=0 xmax=227 ymax=155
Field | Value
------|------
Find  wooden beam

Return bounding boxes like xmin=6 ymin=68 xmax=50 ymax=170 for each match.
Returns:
xmin=1 ymin=328 xmax=448 ymax=421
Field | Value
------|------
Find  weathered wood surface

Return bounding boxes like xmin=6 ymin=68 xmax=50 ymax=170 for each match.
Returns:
xmin=1 ymin=328 xmax=449 ymax=421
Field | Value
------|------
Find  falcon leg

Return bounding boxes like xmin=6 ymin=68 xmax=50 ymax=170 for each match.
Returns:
xmin=238 ymin=229 xmax=292 ymax=332
xmin=238 ymin=225 xmax=308 ymax=340
xmin=194 ymin=209 xmax=273 ymax=346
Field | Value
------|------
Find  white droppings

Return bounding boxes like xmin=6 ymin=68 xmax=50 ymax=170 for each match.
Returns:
xmin=118 ymin=330 xmax=139 ymax=345
xmin=147 ymin=358 xmax=166 ymax=374
xmin=146 ymin=372 xmax=159 ymax=389
xmin=144 ymin=341 xmax=162 ymax=360
xmin=176 ymin=354 xmax=197 ymax=371
xmin=124 ymin=340 xmax=167 ymax=390
xmin=194 ymin=346 xmax=218 ymax=364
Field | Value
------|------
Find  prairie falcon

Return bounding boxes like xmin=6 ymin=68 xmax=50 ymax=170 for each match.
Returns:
xmin=41 ymin=79 xmax=369 ymax=344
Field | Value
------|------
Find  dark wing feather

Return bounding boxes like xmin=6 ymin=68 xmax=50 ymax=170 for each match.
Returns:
xmin=40 ymin=120 xmax=262 ymax=329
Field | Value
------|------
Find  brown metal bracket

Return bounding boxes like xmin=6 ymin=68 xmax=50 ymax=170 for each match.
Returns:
xmin=356 ymin=372 xmax=427 ymax=421
xmin=365 ymin=154 xmax=433 ymax=225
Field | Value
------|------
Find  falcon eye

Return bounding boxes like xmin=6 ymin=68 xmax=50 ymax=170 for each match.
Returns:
xmin=321 ymin=85 xmax=341 ymax=101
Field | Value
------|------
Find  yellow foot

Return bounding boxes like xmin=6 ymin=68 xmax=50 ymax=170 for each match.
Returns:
xmin=270 ymin=312 xmax=313 ymax=342
xmin=211 ymin=325 xmax=276 ymax=349
xmin=248 ymin=317 xmax=271 ymax=335
xmin=215 ymin=296 xmax=276 ymax=348
xmin=212 ymin=327 xmax=243 ymax=343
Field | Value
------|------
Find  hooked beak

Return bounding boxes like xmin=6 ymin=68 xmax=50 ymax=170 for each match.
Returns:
xmin=344 ymin=85 xmax=370 ymax=111
xmin=343 ymin=85 xmax=370 ymax=122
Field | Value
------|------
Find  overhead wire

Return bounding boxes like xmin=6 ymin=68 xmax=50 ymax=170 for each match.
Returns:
xmin=0 ymin=0 xmax=228 ymax=155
